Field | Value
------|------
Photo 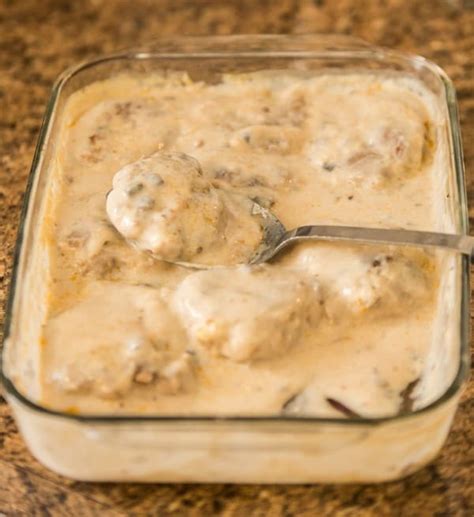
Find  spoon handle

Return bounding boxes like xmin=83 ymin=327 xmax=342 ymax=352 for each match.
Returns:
xmin=273 ymin=225 xmax=474 ymax=262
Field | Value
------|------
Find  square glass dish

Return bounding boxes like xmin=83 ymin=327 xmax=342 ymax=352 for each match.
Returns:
xmin=0 ymin=35 xmax=470 ymax=483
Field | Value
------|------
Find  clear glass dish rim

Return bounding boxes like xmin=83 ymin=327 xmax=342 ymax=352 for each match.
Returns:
xmin=0 ymin=36 xmax=470 ymax=427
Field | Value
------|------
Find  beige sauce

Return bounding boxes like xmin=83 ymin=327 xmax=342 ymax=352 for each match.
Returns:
xmin=40 ymin=72 xmax=442 ymax=418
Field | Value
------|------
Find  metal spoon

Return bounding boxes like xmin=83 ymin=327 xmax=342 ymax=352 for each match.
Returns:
xmin=249 ymin=203 xmax=474 ymax=265
xmin=107 ymin=188 xmax=473 ymax=267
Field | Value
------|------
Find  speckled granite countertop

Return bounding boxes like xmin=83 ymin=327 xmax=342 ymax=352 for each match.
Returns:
xmin=0 ymin=0 xmax=473 ymax=515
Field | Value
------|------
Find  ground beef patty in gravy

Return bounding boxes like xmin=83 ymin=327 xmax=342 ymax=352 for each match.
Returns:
xmin=106 ymin=151 xmax=263 ymax=266
xmin=41 ymin=71 xmax=441 ymax=417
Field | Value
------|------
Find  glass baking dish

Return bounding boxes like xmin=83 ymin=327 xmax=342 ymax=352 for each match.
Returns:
xmin=0 ymin=35 xmax=470 ymax=483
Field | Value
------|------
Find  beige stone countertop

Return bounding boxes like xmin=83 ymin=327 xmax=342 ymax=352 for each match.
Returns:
xmin=0 ymin=0 xmax=473 ymax=515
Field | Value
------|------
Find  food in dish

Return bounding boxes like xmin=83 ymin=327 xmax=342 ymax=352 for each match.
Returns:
xmin=39 ymin=71 xmax=442 ymax=419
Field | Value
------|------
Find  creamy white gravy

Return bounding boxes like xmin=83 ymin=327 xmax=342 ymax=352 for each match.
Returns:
xmin=40 ymin=71 xmax=443 ymax=418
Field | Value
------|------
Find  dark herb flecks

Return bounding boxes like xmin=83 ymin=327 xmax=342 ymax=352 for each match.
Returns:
xmin=326 ymin=397 xmax=362 ymax=418
xmin=214 ymin=168 xmax=234 ymax=181
xmin=399 ymin=378 xmax=420 ymax=413
xmin=115 ymin=101 xmax=133 ymax=118
xmin=127 ymin=183 xmax=144 ymax=196
xmin=282 ymin=391 xmax=302 ymax=412
xmin=322 ymin=162 xmax=336 ymax=172
xmin=137 ymin=195 xmax=155 ymax=210
xmin=245 ymin=176 xmax=268 ymax=188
